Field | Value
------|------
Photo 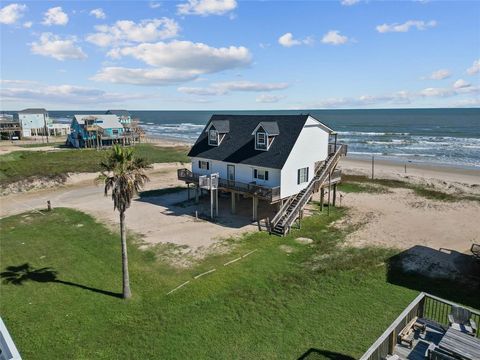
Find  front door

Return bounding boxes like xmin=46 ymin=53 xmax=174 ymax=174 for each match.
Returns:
xmin=227 ymin=165 xmax=235 ymax=186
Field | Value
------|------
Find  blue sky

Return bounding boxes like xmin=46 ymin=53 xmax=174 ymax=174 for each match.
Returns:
xmin=1 ymin=0 xmax=479 ymax=110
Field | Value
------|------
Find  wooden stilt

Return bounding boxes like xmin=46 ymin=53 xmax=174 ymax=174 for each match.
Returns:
xmin=231 ymin=192 xmax=236 ymax=214
xmin=210 ymin=188 xmax=214 ymax=219
xmin=215 ymin=189 xmax=219 ymax=217
xmin=195 ymin=185 xmax=199 ymax=204
xmin=320 ymin=188 xmax=324 ymax=211
xmin=187 ymin=183 xmax=190 ymax=201
xmin=252 ymin=196 xmax=258 ymax=221
xmin=327 ymin=171 xmax=331 ymax=216
xmin=333 ymin=184 xmax=337 ymax=207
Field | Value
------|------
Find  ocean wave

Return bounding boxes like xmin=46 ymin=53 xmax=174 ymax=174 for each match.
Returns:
xmin=338 ymin=131 xmax=410 ymax=136
xmin=365 ymin=139 xmax=411 ymax=145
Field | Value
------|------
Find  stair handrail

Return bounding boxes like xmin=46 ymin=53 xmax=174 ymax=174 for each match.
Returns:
xmin=270 ymin=145 xmax=343 ymax=232
xmin=280 ymin=144 xmax=345 ymax=232
xmin=270 ymin=194 xmax=297 ymax=228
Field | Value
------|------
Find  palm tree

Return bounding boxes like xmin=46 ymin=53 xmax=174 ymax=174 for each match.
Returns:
xmin=97 ymin=145 xmax=150 ymax=299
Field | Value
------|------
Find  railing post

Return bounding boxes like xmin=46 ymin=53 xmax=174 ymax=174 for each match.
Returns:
xmin=418 ymin=295 xmax=425 ymax=318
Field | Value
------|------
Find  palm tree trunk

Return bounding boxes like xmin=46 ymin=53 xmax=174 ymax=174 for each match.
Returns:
xmin=120 ymin=211 xmax=132 ymax=299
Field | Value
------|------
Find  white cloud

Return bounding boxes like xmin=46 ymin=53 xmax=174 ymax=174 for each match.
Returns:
xmin=453 ymin=98 xmax=480 ymax=107
xmin=178 ymin=80 xmax=289 ymax=95
xmin=420 ymin=87 xmax=454 ymax=97
xmin=91 ymin=67 xmax=199 ymax=85
xmin=23 ymin=21 xmax=32 ymax=28
xmin=42 ymin=6 xmax=68 ymax=26
xmin=376 ymin=20 xmax=437 ymax=33
xmin=89 ymin=8 xmax=106 ymax=19
xmin=149 ymin=2 xmax=161 ymax=8
xmin=86 ymin=18 xmax=179 ymax=47
xmin=310 ymin=81 xmax=480 ymax=108
xmin=278 ymin=32 xmax=313 ymax=47
xmin=0 ymin=3 xmax=27 ymax=25
xmin=177 ymin=0 xmax=237 ymax=16
xmin=107 ymin=40 xmax=252 ymax=72
xmin=424 ymin=69 xmax=451 ymax=80
xmin=177 ymin=86 xmax=219 ymax=96
xmin=256 ymin=94 xmax=286 ymax=103
xmin=341 ymin=0 xmax=360 ymax=6
xmin=467 ymin=59 xmax=480 ymax=75
xmin=92 ymin=46 xmax=253 ymax=85
xmin=1 ymin=80 xmax=144 ymax=105
xmin=453 ymin=79 xmax=471 ymax=89
xmin=321 ymin=30 xmax=349 ymax=45
xmin=30 ymin=33 xmax=87 ymax=61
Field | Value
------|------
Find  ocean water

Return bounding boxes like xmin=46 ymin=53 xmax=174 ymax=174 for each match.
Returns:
xmin=46 ymin=108 xmax=480 ymax=168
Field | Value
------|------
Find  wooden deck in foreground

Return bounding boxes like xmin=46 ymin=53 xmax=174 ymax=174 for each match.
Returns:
xmin=393 ymin=319 xmax=445 ymax=360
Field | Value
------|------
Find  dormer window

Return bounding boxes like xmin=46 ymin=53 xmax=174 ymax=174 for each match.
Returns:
xmin=252 ymin=122 xmax=279 ymax=151
xmin=209 ymin=129 xmax=218 ymax=146
xmin=256 ymin=132 xmax=266 ymax=148
xmin=206 ymin=120 xmax=229 ymax=147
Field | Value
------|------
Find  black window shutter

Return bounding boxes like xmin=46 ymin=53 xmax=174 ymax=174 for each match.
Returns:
xmin=253 ymin=169 xmax=257 ymax=178
xmin=297 ymin=169 xmax=300 ymax=185
xmin=306 ymin=167 xmax=309 ymax=182
xmin=265 ymin=171 xmax=269 ymax=181
xmin=198 ymin=160 xmax=201 ymax=168
xmin=207 ymin=162 xmax=210 ymax=170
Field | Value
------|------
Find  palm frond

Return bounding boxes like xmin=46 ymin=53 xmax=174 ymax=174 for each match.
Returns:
xmin=98 ymin=145 xmax=150 ymax=213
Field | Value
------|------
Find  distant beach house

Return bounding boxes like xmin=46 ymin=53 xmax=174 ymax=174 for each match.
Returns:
xmin=178 ymin=114 xmax=347 ymax=235
xmin=0 ymin=114 xmax=22 ymax=140
xmin=68 ymin=114 xmax=125 ymax=148
xmin=14 ymin=108 xmax=50 ymax=137
xmin=67 ymin=113 xmax=144 ymax=148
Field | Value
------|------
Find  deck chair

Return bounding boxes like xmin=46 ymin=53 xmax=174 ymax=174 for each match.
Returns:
xmin=448 ymin=305 xmax=477 ymax=336
xmin=428 ymin=347 xmax=458 ymax=360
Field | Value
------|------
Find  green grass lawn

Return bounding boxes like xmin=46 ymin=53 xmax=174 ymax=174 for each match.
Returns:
xmin=0 ymin=144 xmax=189 ymax=185
xmin=0 ymin=206 xmax=424 ymax=360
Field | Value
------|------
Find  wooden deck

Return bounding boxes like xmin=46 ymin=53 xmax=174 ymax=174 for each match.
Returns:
xmin=393 ymin=319 xmax=445 ymax=360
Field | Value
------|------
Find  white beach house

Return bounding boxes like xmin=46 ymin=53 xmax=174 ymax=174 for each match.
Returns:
xmin=178 ymin=114 xmax=347 ymax=235
xmin=15 ymin=108 xmax=50 ymax=137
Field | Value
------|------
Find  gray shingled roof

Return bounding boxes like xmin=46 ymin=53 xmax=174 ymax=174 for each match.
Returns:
xmin=208 ymin=119 xmax=230 ymax=133
xmin=18 ymin=108 xmax=47 ymax=114
xmin=256 ymin=121 xmax=279 ymax=136
xmin=188 ymin=114 xmax=313 ymax=169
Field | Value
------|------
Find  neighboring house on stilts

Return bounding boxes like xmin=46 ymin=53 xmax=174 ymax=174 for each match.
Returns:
xmin=177 ymin=114 xmax=347 ymax=236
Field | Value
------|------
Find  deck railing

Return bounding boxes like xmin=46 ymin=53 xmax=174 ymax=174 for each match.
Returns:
xmin=177 ymin=168 xmax=281 ymax=202
xmin=360 ymin=292 xmax=480 ymax=360
xmin=329 ymin=143 xmax=348 ymax=156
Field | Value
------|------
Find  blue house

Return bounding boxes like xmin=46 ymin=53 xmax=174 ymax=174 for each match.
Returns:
xmin=68 ymin=114 xmax=125 ymax=148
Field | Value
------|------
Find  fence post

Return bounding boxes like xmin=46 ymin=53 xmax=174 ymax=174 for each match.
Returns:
xmin=418 ymin=295 xmax=425 ymax=318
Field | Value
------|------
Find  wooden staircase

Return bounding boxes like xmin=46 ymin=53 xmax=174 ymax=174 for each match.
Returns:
xmin=269 ymin=144 xmax=346 ymax=236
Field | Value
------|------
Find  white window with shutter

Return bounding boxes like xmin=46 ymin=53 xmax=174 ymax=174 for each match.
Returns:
xmin=199 ymin=160 xmax=210 ymax=170
xmin=253 ymin=168 xmax=269 ymax=181
xmin=297 ymin=167 xmax=309 ymax=184
xmin=208 ymin=129 xmax=218 ymax=146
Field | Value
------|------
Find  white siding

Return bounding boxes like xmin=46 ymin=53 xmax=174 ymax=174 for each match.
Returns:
xmin=19 ymin=113 xmax=47 ymax=129
xmin=191 ymin=157 xmax=280 ymax=188
xmin=280 ymin=116 xmax=330 ymax=199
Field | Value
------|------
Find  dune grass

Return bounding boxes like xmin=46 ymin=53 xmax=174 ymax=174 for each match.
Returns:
xmin=0 ymin=205 xmax=426 ymax=360
xmin=341 ymin=175 xmax=480 ymax=202
xmin=0 ymin=144 xmax=189 ymax=185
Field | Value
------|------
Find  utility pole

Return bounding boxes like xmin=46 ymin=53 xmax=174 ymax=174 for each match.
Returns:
xmin=371 ymin=155 xmax=375 ymax=180
xmin=44 ymin=114 xmax=49 ymax=144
